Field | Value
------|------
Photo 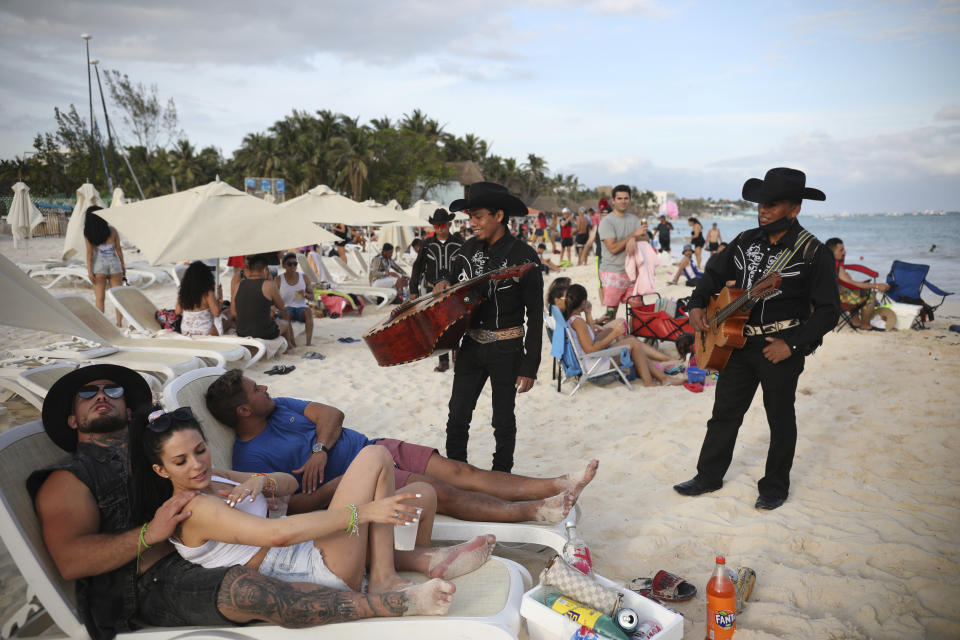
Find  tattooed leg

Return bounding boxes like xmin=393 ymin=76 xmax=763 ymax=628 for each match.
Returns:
xmin=216 ymin=566 xmax=409 ymax=627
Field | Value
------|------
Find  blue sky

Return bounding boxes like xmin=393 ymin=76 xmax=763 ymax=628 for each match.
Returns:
xmin=1 ymin=0 xmax=958 ymax=212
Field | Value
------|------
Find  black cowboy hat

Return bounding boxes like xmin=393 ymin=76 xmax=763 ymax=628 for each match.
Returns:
xmin=42 ymin=364 xmax=152 ymax=452
xmin=742 ymin=167 xmax=825 ymax=204
xmin=450 ymin=181 xmax=528 ymax=218
xmin=427 ymin=208 xmax=455 ymax=225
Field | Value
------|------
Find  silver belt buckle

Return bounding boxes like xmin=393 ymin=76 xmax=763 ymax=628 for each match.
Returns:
xmin=471 ymin=329 xmax=496 ymax=343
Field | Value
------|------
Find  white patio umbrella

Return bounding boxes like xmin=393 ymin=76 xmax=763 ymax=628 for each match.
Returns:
xmin=61 ymin=183 xmax=107 ymax=261
xmin=110 ymin=187 xmax=126 ymax=207
xmin=96 ymin=180 xmax=338 ymax=265
xmin=0 ymin=252 xmax=101 ymax=341
xmin=6 ymin=182 xmax=44 ymax=251
xmin=279 ymin=185 xmax=405 ymax=225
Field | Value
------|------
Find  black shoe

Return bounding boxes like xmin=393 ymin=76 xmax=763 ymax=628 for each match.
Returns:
xmin=673 ymin=477 xmax=722 ymax=496
xmin=755 ymin=495 xmax=786 ymax=510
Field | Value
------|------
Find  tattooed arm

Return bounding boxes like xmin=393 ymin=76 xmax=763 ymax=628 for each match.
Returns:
xmin=216 ymin=566 xmax=409 ymax=626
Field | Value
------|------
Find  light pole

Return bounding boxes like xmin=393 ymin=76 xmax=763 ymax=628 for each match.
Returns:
xmin=81 ymin=33 xmax=95 ymax=184
xmin=89 ymin=58 xmax=115 ymax=192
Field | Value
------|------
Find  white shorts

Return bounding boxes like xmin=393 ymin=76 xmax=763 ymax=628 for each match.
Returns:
xmin=259 ymin=541 xmax=351 ymax=591
xmin=372 ymin=276 xmax=398 ymax=289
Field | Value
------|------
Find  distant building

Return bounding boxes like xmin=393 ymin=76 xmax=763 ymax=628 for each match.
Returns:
xmin=652 ymin=190 xmax=676 ymax=208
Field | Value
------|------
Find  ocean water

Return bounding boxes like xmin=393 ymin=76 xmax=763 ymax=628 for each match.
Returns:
xmin=674 ymin=212 xmax=960 ymax=295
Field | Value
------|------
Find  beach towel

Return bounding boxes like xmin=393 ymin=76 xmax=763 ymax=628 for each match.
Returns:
xmin=624 ymin=238 xmax=659 ymax=296
xmin=550 ymin=305 xmax=582 ymax=377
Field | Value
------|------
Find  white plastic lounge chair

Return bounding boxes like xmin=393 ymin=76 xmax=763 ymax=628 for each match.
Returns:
xmin=549 ymin=306 xmax=633 ymax=396
xmin=163 ymin=367 xmax=581 ymax=554
xmin=0 ymin=420 xmax=530 ymax=640
xmin=54 ymin=294 xmax=249 ymax=369
xmin=106 ymin=286 xmax=283 ymax=366
xmin=27 ymin=263 xmax=158 ymax=290
xmin=0 ymin=359 xmax=161 ymax=409
xmin=309 ymin=252 xmax=395 ymax=309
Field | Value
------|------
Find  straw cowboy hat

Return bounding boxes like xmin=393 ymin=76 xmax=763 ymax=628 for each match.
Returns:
xmin=427 ymin=208 xmax=456 ymax=225
xmin=42 ymin=364 xmax=152 ymax=452
xmin=450 ymin=182 xmax=528 ymax=218
xmin=742 ymin=168 xmax=826 ymax=203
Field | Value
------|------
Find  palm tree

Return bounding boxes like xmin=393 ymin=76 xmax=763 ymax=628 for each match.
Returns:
xmin=331 ymin=116 xmax=372 ymax=201
xmin=168 ymin=139 xmax=204 ymax=188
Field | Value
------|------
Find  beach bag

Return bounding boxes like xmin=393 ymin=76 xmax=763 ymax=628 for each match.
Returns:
xmin=540 ymin=556 xmax=622 ymax=616
xmin=155 ymin=308 xmax=181 ymax=333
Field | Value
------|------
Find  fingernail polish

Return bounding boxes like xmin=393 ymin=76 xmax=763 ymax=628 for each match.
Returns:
xmin=416 ymin=493 xmax=422 ymax=498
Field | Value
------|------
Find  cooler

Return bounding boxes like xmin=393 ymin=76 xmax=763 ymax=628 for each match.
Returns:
xmin=884 ymin=302 xmax=923 ymax=331
xmin=521 ymin=572 xmax=683 ymax=640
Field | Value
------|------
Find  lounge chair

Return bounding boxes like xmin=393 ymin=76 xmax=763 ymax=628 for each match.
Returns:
xmin=0 ymin=359 xmax=161 ymax=409
xmin=106 ymin=286 xmax=284 ymax=365
xmin=306 ymin=252 xmax=395 ymax=309
xmin=0 ymin=420 xmax=530 ymax=640
xmin=27 ymin=262 xmax=158 ymax=290
xmin=549 ymin=306 xmax=632 ymax=396
xmin=626 ymin=293 xmax=692 ymax=346
xmin=163 ymin=367 xmax=581 ymax=554
xmin=885 ymin=260 xmax=953 ymax=328
xmin=55 ymin=294 xmax=250 ymax=369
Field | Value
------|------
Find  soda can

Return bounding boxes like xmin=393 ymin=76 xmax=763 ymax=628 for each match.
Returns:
xmin=632 ymin=619 xmax=663 ymax=639
xmin=616 ymin=607 xmax=639 ymax=633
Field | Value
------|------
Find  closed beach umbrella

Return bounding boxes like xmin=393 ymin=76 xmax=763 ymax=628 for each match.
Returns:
xmin=7 ymin=182 xmax=45 ymax=250
xmin=0 ymin=253 xmax=101 ymax=341
xmin=61 ymin=183 xmax=107 ymax=261
xmin=97 ymin=180 xmax=337 ymax=265
xmin=111 ymin=187 xmax=126 ymax=207
xmin=279 ymin=185 xmax=404 ymax=225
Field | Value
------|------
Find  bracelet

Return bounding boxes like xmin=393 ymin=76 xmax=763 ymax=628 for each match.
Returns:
xmin=345 ymin=504 xmax=359 ymax=537
xmin=251 ymin=473 xmax=279 ymax=497
xmin=137 ymin=523 xmax=152 ymax=573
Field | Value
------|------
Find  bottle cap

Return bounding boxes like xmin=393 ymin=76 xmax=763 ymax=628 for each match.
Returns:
xmin=716 ymin=555 xmax=726 ymax=564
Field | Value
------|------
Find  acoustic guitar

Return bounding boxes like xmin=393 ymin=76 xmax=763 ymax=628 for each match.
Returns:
xmin=363 ymin=262 xmax=536 ymax=367
xmin=694 ymin=272 xmax=783 ymax=371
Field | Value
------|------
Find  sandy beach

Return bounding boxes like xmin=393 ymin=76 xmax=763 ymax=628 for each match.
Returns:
xmin=2 ymin=235 xmax=959 ymax=639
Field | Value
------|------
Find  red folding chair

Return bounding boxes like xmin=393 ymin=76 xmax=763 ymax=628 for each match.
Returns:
xmin=836 ymin=263 xmax=887 ymax=331
xmin=626 ymin=294 xmax=693 ymax=347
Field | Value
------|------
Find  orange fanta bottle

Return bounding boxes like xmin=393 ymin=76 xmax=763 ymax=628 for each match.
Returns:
xmin=705 ymin=556 xmax=736 ymax=639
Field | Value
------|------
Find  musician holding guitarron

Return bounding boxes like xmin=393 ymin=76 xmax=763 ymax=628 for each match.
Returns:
xmin=673 ymin=168 xmax=840 ymax=511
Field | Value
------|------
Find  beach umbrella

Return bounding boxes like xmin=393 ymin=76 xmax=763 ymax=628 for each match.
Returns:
xmin=6 ymin=182 xmax=45 ymax=251
xmin=96 ymin=180 xmax=337 ymax=265
xmin=111 ymin=187 xmax=126 ymax=207
xmin=61 ymin=183 xmax=107 ymax=261
xmin=279 ymin=185 xmax=404 ymax=225
xmin=0 ymin=252 xmax=101 ymax=342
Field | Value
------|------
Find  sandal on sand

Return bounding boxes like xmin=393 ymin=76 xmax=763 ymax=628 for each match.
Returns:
xmin=683 ymin=382 xmax=704 ymax=393
xmin=265 ymin=365 xmax=296 ymax=375
xmin=629 ymin=570 xmax=697 ymax=603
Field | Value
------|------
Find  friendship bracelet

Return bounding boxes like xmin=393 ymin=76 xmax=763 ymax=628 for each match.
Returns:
xmin=345 ymin=504 xmax=359 ymax=537
xmin=136 ymin=523 xmax=152 ymax=573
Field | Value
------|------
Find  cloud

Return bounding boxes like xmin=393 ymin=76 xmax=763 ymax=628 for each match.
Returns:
xmin=935 ymin=104 xmax=960 ymax=120
xmin=792 ymin=2 xmax=960 ymax=43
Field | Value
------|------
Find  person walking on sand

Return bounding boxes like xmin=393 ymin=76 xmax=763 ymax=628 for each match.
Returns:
xmin=706 ymin=223 xmax=723 ymax=255
xmin=598 ymin=185 xmax=646 ymax=319
xmin=673 ymin=168 xmax=839 ymax=511
xmin=654 ymin=215 xmax=674 ymax=256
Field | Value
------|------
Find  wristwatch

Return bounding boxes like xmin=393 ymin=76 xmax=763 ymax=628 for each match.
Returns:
xmin=312 ymin=442 xmax=329 ymax=454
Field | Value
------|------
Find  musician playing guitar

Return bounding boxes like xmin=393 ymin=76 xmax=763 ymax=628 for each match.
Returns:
xmin=443 ymin=182 xmax=543 ymax=473
xmin=673 ymin=168 xmax=840 ymax=511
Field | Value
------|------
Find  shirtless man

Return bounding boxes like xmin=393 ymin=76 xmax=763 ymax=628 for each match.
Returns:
xmin=575 ymin=208 xmax=591 ymax=265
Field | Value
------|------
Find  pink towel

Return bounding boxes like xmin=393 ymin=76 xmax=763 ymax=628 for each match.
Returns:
xmin=625 ymin=238 xmax=660 ymax=296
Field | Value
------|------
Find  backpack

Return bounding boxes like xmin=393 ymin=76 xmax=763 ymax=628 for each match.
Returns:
xmin=155 ymin=308 xmax=182 ymax=333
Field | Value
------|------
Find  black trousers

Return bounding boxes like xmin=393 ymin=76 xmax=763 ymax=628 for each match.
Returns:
xmin=446 ymin=337 xmax=523 ymax=472
xmin=695 ymin=335 xmax=805 ymax=500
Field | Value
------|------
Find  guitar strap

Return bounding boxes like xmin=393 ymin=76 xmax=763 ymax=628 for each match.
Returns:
xmin=762 ymin=228 xmax=813 ymax=278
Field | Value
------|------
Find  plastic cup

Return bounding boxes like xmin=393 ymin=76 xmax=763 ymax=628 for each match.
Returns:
xmin=393 ymin=507 xmax=422 ymax=551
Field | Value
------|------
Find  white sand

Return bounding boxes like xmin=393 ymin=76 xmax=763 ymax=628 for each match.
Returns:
xmin=1 ymin=234 xmax=959 ymax=639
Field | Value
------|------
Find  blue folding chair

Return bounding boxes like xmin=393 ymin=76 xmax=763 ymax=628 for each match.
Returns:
xmin=549 ymin=305 xmax=632 ymax=395
xmin=885 ymin=260 xmax=953 ymax=328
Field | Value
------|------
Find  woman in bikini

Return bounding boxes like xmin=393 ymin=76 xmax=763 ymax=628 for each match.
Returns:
xmin=129 ymin=406 xmax=496 ymax=615
xmin=687 ymin=217 xmax=705 ymax=269
xmin=83 ymin=206 xmax=125 ymax=325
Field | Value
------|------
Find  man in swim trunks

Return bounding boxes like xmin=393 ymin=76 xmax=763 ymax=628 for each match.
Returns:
xmin=597 ymin=185 xmax=647 ymax=318
xmin=205 ymin=370 xmax=597 ymax=524
xmin=706 ymin=223 xmax=722 ymax=253
xmin=575 ymin=207 xmax=591 ymax=265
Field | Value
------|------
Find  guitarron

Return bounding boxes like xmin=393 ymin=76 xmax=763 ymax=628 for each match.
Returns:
xmin=694 ymin=272 xmax=783 ymax=371
xmin=363 ymin=262 xmax=536 ymax=367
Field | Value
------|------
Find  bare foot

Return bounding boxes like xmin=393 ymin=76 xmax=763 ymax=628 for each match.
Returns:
xmin=534 ymin=491 xmax=571 ymax=522
xmin=665 ymin=375 xmax=686 ymax=386
xmin=400 ymin=578 xmax=456 ymax=616
xmin=562 ymin=460 xmax=599 ymax=506
xmin=425 ymin=535 xmax=496 ymax=579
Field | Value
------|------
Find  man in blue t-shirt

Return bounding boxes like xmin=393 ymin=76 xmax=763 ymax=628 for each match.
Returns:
xmin=205 ymin=370 xmax=599 ymax=522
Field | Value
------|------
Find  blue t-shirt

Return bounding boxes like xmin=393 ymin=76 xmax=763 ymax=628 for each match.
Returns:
xmin=232 ymin=397 xmax=372 ymax=488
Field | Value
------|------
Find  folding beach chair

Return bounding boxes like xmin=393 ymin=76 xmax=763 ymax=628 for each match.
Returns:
xmin=885 ymin=260 xmax=953 ymax=328
xmin=0 ymin=421 xmax=530 ymax=640
xmin=835 ymin=263 xmax=886 ymax=332
xmin=626 ymin=293 xmax=693 ymax=347
xmin=549 ymin=306 xmax=632 ymax=396
xmin=163 ymin=367 xmax=582 ymax=554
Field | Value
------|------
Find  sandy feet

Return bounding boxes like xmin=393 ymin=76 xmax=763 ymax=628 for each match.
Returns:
xmin=562 ymin=459 xmax=599 ymax=503
xmin=425 ymin=534 xmax=496 ymax=579
xmin=399 ymin=578 xmax=456 ymax=616
xmin=535 ymin=460 xmax=599 ymax=522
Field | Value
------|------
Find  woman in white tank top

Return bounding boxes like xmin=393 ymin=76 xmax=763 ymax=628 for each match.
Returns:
xmin=129 ymin=406 xmax=497 ymax=615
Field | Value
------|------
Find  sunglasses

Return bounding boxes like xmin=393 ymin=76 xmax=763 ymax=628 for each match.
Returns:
xmin=77 ymin=384 xmax=124 ymax=400
xmin=433 ymin=223 xmax=448 ymax=229
xmin=147 ymin=406 xmax=196 ymax=433
xmin=284 ymin=262 xmax=297 ymax=267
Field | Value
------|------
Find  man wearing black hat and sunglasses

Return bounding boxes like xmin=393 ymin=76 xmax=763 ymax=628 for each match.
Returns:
xmin=27 ymin=364 xmax=431 ymax=640
xmin=410 ymin=207 xmax=465 ymax=373
xmin=673 ymin=168 xmax=840 ymax=511
xmin=444 ymin=181 xmax=543 ymax=473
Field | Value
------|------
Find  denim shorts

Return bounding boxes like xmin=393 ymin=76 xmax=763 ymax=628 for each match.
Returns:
xmin=92 ymin=252 xmax=123 ymax=275
xmin=285 ymin=305 xmax=308 ymax=322
xmin=259 ymin=541 xmax=351 ymax=591
xmin=134 ymin=552 xmax=233 ymax=627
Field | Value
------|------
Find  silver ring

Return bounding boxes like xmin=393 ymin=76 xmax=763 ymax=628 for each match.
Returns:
xmin=393 ymin=510 xmax=399 ymax=519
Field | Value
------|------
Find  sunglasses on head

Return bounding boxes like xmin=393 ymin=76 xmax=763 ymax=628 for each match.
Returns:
xmin=147 ymin=406 xmax=196 ymax=433
xmin=77 ymin=384 xmax=124 ymax=400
